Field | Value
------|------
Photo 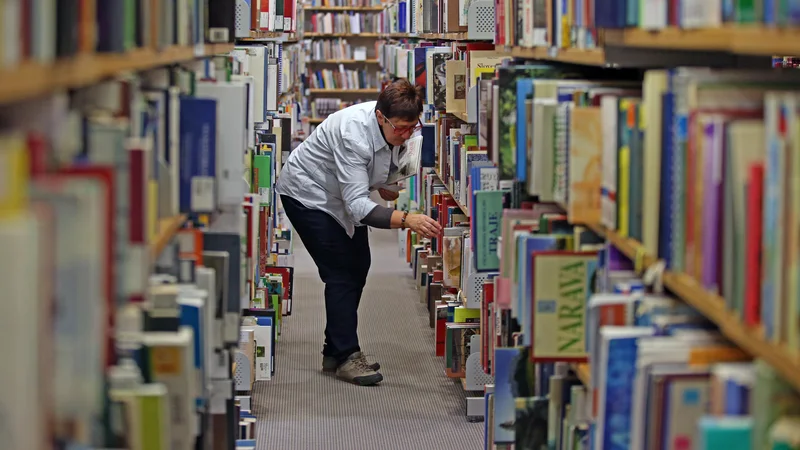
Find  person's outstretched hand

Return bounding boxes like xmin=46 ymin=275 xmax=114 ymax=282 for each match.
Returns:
xmin=406 ymin=213 xmax=443 ymax=239
xmin=379 ymin=188 xmax=400 ymax=201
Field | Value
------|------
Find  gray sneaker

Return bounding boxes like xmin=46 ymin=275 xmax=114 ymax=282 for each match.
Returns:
xmin=322 ymin=353 xmax=380 ymax=372
xmin=335 ymin=352 xmax=383 ymax=386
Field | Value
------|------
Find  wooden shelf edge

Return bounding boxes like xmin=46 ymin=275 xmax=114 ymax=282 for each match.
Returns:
xmin=587 ymin=222 xmax=800 ymax=392
xmin=433 ymin=169 xmax=471 ymax=218
xmin=307 ymin=59 xmax=380 ymax=63
xmin=0 ymin=44 xmax=233 ymax=104
xmin=601 ymin=26 xmax=800 ymax=56
xmin=151 ymin=214 xmax=187 ymax=257
xmin=308 ymin=88 xmax=379 ymax=93
xmin=305 ymin=5 xmax=384 ymax=11
xmin=500 ymin=45 xmax=606 ymax=66
xmin=305 ymin=32 xmax=380 ymax=37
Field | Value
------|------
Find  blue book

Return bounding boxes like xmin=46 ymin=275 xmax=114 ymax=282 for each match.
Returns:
xmin=598 ymin=327 xmax=655 ymax=450
xmin=178 ymin=298 xmax=206 ymax=408
xmin=659 ymin=90 xmax=675 ymax=267
xmin=516 ymin=78 xmax=534 ymax=182
xmin=724 ymin=378 xmax=749 ymax=415
xmin=421 ymin=124 xmax=436 ymax=167
xmin=493 ymin=348 xmax=522 ymax=444
xmin=398 ymin=1 xmax=407 ymax=32
xmin=179 ymin=96 xmax=217 ymax=214
xmin=484 ymin=391 xmax=493 ymax=450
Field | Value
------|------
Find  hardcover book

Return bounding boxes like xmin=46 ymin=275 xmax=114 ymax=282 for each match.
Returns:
xmin=530 ymin=251 xmax=598 ymax=362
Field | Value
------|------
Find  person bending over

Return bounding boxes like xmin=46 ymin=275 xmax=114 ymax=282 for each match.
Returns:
xmin=275 ymin=79 xmax=443 ymax=386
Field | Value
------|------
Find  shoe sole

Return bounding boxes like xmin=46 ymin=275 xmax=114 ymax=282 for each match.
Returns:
xmin=338 ymin=372 xmax=383 ymax=386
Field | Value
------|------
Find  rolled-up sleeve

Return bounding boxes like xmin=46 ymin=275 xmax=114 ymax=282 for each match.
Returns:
xmin=335 ymin=123 xmax=379 ymax=223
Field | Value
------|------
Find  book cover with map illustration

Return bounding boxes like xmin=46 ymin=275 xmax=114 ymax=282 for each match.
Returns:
xmin=568 ymin=106 xmax=603 ymax=224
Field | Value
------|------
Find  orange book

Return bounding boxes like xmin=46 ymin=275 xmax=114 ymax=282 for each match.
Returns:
xmin=687 ymin=346 xmax=750 ymax=366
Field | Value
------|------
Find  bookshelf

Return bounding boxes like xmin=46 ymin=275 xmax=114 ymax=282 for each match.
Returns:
xmin=385 ymin=0 xmax=800 ymax=444
xmin=0 ymin=3 xmax=300 ymax=448
xmin=433 ymin=169 xmax=470 ymax=218
xmin=0 ymin=44 xmax=234 ymax=104
xmin=302 ymin=4 xmax=385 ymax=123
xmin=585 ymin=223 xmax=800 ymax=393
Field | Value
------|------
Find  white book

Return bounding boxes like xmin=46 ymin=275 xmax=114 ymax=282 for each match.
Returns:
xmin=600 ymin=95 xmax=619 ymax=230
xmin=639 ymin=0 xmax=667 ymax=30
xmin=386 ymin=135 xmax=424 ymax=185
xmin=1 ymin=0 xmax=21 ymax=68
xmin=241 ymin=323 xmax=273 ymax=381
xmin=267 ymin=59 xmax=279 ymax=111
xmin=141 ymin=327 xmax=198 ymax=448
xmin=31 ymin=177 xmax=108 ymax=446
xmin=196 ymin=81 xmax=248 ymax=208
xmin=0 ymin=213 xmax=47 ymax=450
xmin=232 ymin=75 xmax=256 ymax=149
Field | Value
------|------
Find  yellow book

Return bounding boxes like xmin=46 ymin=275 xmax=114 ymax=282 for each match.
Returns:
xmin=787 ymin=104 xmax=800 ymax=350
xmin=0 ymin=132 xmax=29 ymax=217
xmin=148 ymin=181 xmax=159 ymax=241
xmin=617 ymin=101 xmax=631 ymax=237
xmin=453 ymin=307 xmax=480 ymax=323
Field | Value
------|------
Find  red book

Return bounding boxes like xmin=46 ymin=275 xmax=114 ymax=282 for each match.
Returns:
xmin=481 ymin=279 xmax=495 ymax=373
xmin=260 ymin=0 xmax=270 ymax=31
xmin=27 ymin=133 xmax=48 ymax=177
xmin=744 ymin=163 xmax=764 ymax=327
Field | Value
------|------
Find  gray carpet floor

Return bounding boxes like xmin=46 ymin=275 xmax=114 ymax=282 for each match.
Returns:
xmin=253 ymin=227 xmax=484 ymax=450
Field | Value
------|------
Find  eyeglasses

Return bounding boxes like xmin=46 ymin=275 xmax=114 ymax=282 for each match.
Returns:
xmin=382 ymin=114 xmax=423 ymax=135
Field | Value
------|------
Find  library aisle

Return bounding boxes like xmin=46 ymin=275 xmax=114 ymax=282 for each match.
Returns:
xmin=254 ymin=228 xmax=483 ymax=450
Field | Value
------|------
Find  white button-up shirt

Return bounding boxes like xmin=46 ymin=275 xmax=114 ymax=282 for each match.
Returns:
xmin=276 ymin=101 xmax=397 ymax=237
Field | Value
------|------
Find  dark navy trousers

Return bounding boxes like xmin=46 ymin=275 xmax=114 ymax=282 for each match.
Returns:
xmin=280 ymin=195 xmax=371 ymax=364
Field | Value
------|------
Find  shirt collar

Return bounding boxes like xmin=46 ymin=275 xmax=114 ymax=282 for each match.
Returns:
xmin=371 ymin=108 xmax=391 ymax=150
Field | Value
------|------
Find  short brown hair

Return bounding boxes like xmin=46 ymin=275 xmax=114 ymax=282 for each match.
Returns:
xmin=376 ymin=79 xmax=424 ymax=121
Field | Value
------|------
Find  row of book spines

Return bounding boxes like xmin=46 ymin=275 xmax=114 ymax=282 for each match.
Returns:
xmin=249 ymin=0 xmax=298 ymax=33
xmin=495 ymin=0 xmax=800 ymax=47
xmin=469 ymin=66 xmax=800 ymax=347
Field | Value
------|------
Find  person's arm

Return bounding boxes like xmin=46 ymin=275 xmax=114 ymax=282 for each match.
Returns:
xmin=334 ymin=123 xmax=380 ymax=224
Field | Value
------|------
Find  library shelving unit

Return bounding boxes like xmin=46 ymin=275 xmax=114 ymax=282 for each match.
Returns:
xmin=302 ymin=1 xmax=385 ymax=124
xmin=0 ymin=44 xmax=234 ymax=104
xmin=385 ymin=0 xmax=800 ymax=447
xmin=0 ymin=3 xmax=297 ymax=450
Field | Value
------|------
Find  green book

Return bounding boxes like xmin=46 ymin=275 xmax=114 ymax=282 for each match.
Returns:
xmin=473 ymin=190 xmax=504 ymax=271
xmin=253 ymin=154 xmax=272 ymax=206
